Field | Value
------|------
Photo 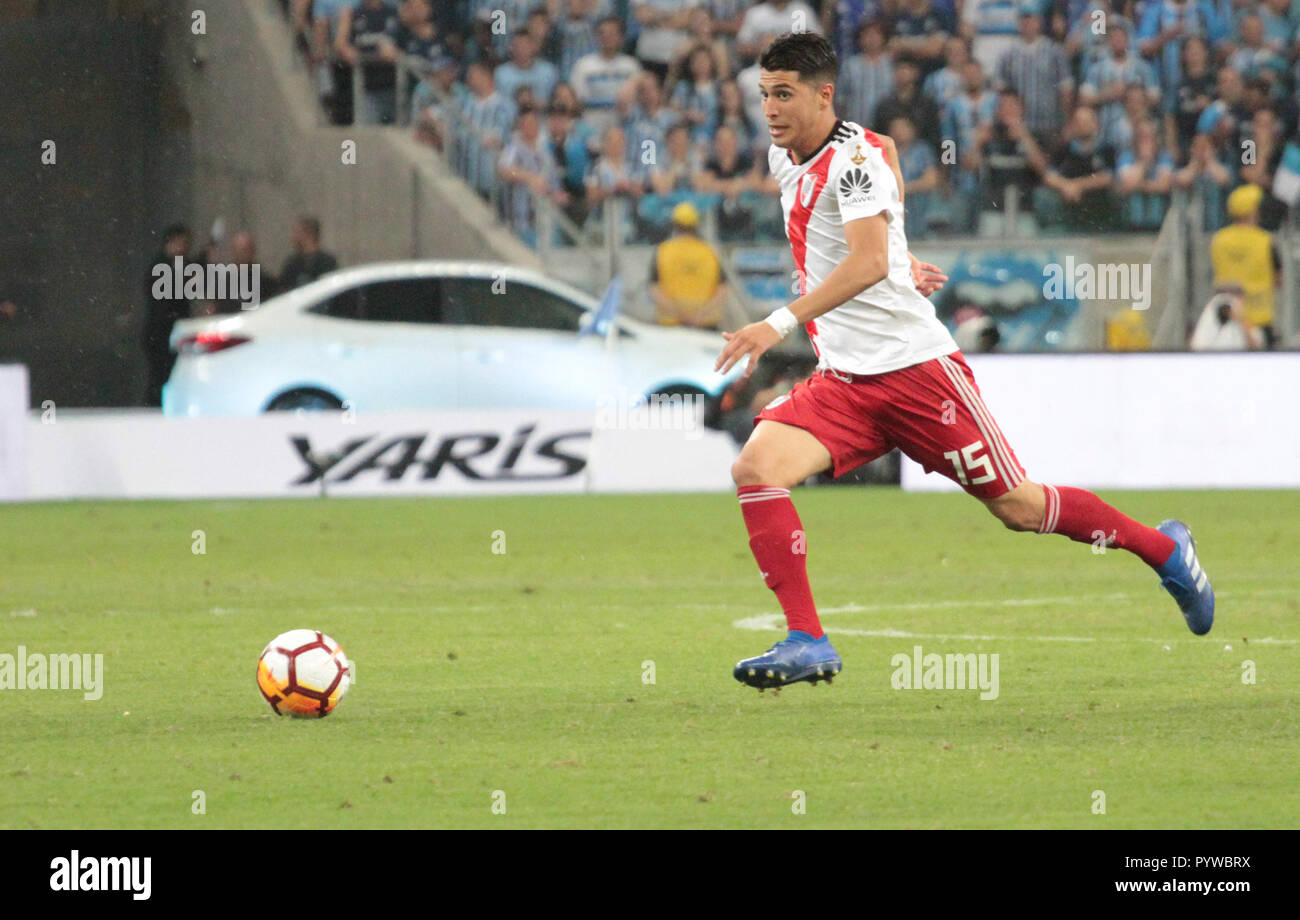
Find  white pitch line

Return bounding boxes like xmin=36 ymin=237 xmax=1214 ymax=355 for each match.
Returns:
xmin=732 ymin=589 xmax=1300 ymax=645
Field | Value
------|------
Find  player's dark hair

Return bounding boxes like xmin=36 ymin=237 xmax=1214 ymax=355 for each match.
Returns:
xmin=759 ymin=32 xmax=838 ymax=87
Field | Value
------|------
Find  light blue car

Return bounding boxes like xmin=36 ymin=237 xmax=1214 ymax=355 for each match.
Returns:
xmin=165 ymin=261 xmax=744 ymax=420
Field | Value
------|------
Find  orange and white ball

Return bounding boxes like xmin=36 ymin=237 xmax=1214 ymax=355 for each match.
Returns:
xmin=257 ymin=629 xmax=353 ymax=717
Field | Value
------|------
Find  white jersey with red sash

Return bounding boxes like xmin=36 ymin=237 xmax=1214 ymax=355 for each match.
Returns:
xmin=768 ymin=119 xmax=958 ymax=375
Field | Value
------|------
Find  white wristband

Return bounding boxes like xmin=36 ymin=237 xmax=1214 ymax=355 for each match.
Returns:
xmin=764 ymin=306 xmax=799 ymax=339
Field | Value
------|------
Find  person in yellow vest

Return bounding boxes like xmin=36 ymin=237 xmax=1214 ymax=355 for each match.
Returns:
xmin=649 ymin=202 xmax=730 ymax=330
xmin=1210 ymin=184 xmax=1280 ymax=348
xmin=1106 ymin=307 xmax=1152 ymax=351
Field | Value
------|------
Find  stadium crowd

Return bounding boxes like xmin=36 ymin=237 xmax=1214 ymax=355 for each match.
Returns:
xmin=288 ymin=0 xmax=1300 ymax=245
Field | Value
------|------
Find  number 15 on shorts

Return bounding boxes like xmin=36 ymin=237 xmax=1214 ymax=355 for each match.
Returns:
xmin=944 ymin=440 xmax=996 ymax=486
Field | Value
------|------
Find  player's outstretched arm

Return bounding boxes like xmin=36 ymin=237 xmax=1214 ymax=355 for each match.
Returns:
xmin=715 ymin=215 xmax=891 ymax=377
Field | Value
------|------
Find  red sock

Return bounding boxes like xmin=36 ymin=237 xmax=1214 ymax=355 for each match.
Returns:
xmin=1039 ymin=485 xmax=1176 ymax=568
xmin=738 ymin=486 xmax=822 ymax=638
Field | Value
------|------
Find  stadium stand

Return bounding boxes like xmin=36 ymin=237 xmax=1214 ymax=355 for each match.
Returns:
xmin=288 ymin=0 xmax=1300 ymax=245
xmin=275 ymin=0 xmax=1300 ymax=350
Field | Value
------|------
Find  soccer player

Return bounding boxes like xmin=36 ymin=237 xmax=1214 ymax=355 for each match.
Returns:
xmin=716 ymin=32 xmax=1215 ymax=691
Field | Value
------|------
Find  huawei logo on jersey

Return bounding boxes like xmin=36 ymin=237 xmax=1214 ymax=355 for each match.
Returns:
xmin=799 ymin=173 xmax=819 ymax=207
xmin=839 ymin=167 xmax=872 ymax=204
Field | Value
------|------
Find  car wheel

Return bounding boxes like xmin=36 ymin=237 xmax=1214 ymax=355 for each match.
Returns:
xmin=264 ymin=389 xmax=345 ymax=413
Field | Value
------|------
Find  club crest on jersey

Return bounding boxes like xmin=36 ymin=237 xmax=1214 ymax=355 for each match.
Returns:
xmin=799 ymin=173 xmax=819 ymax=207
xmin=850 ymin=144 xmax=866 ymax=165
xmin=838 ymin=167 xmax=872 ymax=205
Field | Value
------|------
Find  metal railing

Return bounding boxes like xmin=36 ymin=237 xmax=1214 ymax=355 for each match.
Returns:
xmin=1150 ymin=188 xmax=1194 ymax=349
xmin=1276 ymin=210 xmax=1300 ymax=345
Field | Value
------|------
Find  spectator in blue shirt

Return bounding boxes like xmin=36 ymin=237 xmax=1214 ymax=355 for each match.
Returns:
xmin=587 ymin=124 xmax=650 ymax=237
xmin=1079 ymin=24 xmax=1159 ymax=152
xmin=499 ymin=107 xmax=564 ymax=246
xmin=1116 ymin=118 xmax=1175 ymax=228
xmin=412 ymin=54 xmax=468 ymax=150
xmin=649 ymin=122 xmax=701 ymax=197
xmin=467 ymin=0 xmax=537 ymax=60
xmin=1174 ymin=130 xmax=1237 ymax=229
xmin=1169 ymin=35 xmax=1215 ymax=162
xmin=1195 ymin=66 xmax=1248 ymax=150
xmin=670 ymin=44 xmax=722 ymax=149
xmin=1065 ymin=0 xmax=1134 ymax=76
xmin=837 ymin=17 xmax=894 ymax=129
xmin=943 ymin=58 xmax=999 ymax=230
xmin=875 ymin=55 xmax=942 ymax=151
xmin=1227 ymin=12 xmax=1288 ymax=84
xmin=386 ymin=0 xmax=445 ymax=71
xmin=995 ymin=4 xmax=1074 ymax=143
xmin=545 ymin=103 xmax=594 ymax=226
xmin=666 ymin=7 xmax=733 ymax=92
xmin=550 ymin=82 xmax=600 ymax=157
xmin=922 ymin=36 xmax=970 ymax=111
xmin=1136 ymin=0 xmax=1228 ymax=114
xmin=495 ymin=29 xmax=560 ymax=112
xmin=571 ymin=16 xmax=643 ymax=137
xmin=821 ymin=0 xmax=880 ymax=61
xmin=1259 ymin=0 xmax=1296 ymax=54
xmin=891 ymin=0 xmax=957 ymax=77
xmin=335 ymin=0 xmax=400 ymax=124
xmin=463 ymin=61 xmax=518 ymax=199
xmin=889 ymin=114 xmax=941 ymax=238
xmin=621 ymin=71 xmax=680 ymax=167
xmin=1106 ymin=83 xmax=1161 ymax=154
xmin=1038 ymin=104 xmax=1117 ymax=230
xmin=526 ymin=7 xmax=563 ymax=67
xmin=559 ymin=0 xmax=602 ymax=81
xmin=713 ymin=78 xmax=761 ymax=154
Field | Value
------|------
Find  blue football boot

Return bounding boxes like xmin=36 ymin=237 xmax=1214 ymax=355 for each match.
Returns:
xmin=1155 ymin=520 xmax=1215 ymax=635
xmin=734 ymin=631 xmax=842 ymax=690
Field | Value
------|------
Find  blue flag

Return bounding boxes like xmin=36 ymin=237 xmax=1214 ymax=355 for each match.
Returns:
xmin=580 ymin=275 xmax=622 ymax=338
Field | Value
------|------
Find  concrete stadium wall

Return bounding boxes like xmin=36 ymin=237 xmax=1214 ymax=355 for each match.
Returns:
xmin=0 ymin=10 xmax=186 ymax=409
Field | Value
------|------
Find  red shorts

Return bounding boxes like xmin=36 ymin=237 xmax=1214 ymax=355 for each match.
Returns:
xmin=755 ymin=351 xmax=1027 ymax=499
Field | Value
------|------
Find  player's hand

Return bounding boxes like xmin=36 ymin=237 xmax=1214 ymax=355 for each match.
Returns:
xmin=909 ymin=253 xmax=948 ymax=297
xmin=715 ymin=321 xmax=782 ymax=377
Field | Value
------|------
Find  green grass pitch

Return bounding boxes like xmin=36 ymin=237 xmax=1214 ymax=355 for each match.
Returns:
xmin=0 ymin=489 xmax=1296 ymax=829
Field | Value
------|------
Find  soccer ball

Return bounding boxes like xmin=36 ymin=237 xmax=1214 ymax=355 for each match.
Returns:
xmin=256 ymin=629 xmax=353 ymax=718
